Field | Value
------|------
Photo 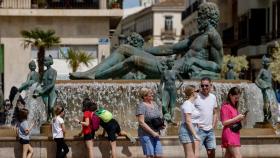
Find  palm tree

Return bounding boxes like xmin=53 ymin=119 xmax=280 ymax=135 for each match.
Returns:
xmin=60 ymin=48 xmax=94 ymax=72
xmin=21 ymin=28 xmax=60 ymax=80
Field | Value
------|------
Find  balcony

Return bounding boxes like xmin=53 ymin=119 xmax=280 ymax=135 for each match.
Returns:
xmin=161 ymin=29 xmax=176 ymax=40
xmin=0 ymin=0 xmax=123 ymax=9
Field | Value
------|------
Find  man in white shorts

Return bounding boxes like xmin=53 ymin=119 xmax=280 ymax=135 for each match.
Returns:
xmin=195 ymin=77 xmax=218 ymax=158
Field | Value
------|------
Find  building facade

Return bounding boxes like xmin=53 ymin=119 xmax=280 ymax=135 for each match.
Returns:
xmin=0 ymin=0 xmax=123 ymax=98
xmin=119 ymin=0 xmax=185 ymax=47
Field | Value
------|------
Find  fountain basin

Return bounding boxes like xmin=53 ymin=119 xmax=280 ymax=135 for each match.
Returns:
xmin=0 ymin=128 xmax=279 ymax=158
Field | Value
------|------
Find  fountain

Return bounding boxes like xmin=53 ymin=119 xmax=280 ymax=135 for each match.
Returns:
xmin=1 ymin=2 xmax=280 ymax=157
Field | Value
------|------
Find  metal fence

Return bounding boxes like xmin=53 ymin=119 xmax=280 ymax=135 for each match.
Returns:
xmin=0 ymin=0 xmax=103 ymax=9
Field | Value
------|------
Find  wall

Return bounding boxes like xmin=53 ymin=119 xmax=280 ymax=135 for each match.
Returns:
xmin=238 ymin=0 xmax=270 ymax=16
xmin=153 ymin=12 xmax=182 ymax=46
xmin=0 ymin=16 xmax=110 ymax=98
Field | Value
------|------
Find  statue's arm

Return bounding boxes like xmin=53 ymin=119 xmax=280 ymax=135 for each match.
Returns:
xmin=40 ymin=71 xmax=57 ymax=94
xmin=144 ymin=38 xmax=191 ymax=56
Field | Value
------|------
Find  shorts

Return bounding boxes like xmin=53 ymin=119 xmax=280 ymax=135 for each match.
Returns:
xmin=83 ymin=133 xmax=93 ymax=141
xmin=179 ymin=123 xmax=199 ymax=144
xmin=101 ymin=119 xmax=121 ymax=141
xmin=139 ymin=135 xmax=163 ymax=156
xmin=198 ymin=128 xmax=216 ymax=150
xmin=19 ymin=138 xmax=30 ymax=144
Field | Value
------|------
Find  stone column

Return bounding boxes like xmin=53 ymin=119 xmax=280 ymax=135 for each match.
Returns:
xmin=99 ymin=0 xmax=107 ymax=9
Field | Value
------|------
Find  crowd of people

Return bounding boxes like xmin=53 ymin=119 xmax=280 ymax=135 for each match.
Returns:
xmin=14 ymin=76 xmax=247 ymax=158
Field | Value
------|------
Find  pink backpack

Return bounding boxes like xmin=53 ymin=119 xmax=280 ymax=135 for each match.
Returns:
xmin=91 ymin=113 xmax=100 ymax=131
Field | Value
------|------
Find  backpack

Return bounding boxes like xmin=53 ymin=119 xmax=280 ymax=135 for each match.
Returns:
xmin=95 ymin=108 xmax=113 ymax=123
xmin=91 ymin=113 xmax=100 ymax=131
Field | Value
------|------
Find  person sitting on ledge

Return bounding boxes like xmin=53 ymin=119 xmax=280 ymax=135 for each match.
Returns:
xmin=70 ymin=2 xmax=223 ymax=80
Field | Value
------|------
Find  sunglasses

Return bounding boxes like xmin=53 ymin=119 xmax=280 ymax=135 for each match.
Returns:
xmin=201 ymin=84 xmax=210 ymax=88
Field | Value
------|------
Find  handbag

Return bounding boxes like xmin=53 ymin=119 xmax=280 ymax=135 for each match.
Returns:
xmin=146 ymin=117 xmax=165 ymax=130
xmin=230 ymin=122 xmax=242 ymax=133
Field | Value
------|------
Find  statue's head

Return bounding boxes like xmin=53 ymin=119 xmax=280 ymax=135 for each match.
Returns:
xmin=166 ymin=58 xmax=174 ymax=69
xmin=126 ymin=32 xmax=144 ymax=48
xmin=262 ymin=55 xmax=270 ymax=67
xmin=44 ymin=55 xmax=54 ymax=66
xmin=28 ymin=60 xmax=36 ymax=71
xmin=197 ymin=2 xmax=220 ymax=31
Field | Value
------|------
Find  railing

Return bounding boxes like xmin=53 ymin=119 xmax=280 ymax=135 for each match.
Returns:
xmin=0 ymin=0 xmax=123 ymax=9
xmin=161 ymin=29 xmax=176 ymax=40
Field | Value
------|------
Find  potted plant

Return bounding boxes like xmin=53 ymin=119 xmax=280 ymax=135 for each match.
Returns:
xmin=110 ymin=0 xmax=120 ymax=9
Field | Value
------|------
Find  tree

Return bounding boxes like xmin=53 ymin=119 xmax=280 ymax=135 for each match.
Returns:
xmin=221 ymin=55 xmax=249 ymax=79
xmin=21 ymin=28 xmax=60 ymax=80
xmin=270 ymin=41 xmax=280 ymax=82
xmin=60 ymin=48 xmax=94 ymax=72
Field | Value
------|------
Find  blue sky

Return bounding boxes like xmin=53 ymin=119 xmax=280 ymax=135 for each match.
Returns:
xmin=123 ymin=0 xmax=139 ymax=8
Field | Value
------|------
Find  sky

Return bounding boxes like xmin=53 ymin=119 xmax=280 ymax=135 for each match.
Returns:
xmin=123 ymin=0 xmax=140 ymax=9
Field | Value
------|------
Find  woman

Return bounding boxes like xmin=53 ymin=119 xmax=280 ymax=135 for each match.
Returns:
xmin=179 ymin=85 xmax=200 ymax=158
xmin=136 ymin=88 xmax=164 ymax=158
xmin=220 ymin=87 xmax=245 ymax=158
xmin=74 ymin=98 xmax=94 ymax=158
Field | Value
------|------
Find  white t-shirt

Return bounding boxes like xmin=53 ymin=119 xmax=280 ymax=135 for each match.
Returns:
xmin=52 ymin=116 xmax=64 ymax=138
xmin=194 ymin=93 xmax=217 ymax=131
xmin=181 ymin=100 xmax=200 ymax=123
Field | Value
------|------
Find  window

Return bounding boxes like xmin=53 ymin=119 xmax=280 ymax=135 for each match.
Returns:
xmin=31 ymin=45 xmax=97 ymax=59
xmin=165 ymin=16 xmax=173 ymax=31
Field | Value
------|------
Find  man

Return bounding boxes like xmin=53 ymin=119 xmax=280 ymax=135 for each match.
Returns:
xmin=195 ymin=77 xmax=218 ymax=158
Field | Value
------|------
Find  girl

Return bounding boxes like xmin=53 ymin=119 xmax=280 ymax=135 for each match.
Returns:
xmin=18 ymin=108 xmax=34 ymax=158
xmin=74 ymin=98 xmax=94 ymax=158
xmin=220 ymin=87 xmax=245 ymax=158
xmin=52 ymin=105 xmax=69 ymax=158
xmin=179 ymin=85 xmax=200 ymax=158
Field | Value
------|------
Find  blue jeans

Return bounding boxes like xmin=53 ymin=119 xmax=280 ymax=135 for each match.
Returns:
xmin=139 ymin=135 xmax=163 ymax=156
xmin=198 ymin=128 xmax=216 ymax=150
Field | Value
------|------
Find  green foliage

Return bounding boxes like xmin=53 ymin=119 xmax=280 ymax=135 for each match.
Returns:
xmin=21 ymin=28 xmax=60 ymax=49
xmin=21 ymin=28 xmax=60 ymax=78
xmin=269 ymin=41 xmax=280 ymax=82
xmin=221 ymin=55 xmax=249 ymax=79
xmin=60 ymin=48 xmax=95 ymax=72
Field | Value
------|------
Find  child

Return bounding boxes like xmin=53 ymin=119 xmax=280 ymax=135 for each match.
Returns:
xmin=52 ymin=105 xmax=69 ymax=158
xmin=97 ymin=107 xmax=136 ymax=158
xmin=18 ymin=108 xmax=34 ymax=158
xmin=74 ymin=98 xmax=95 ymax=158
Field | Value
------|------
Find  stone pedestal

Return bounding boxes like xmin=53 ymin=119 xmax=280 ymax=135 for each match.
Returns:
xmin=40 ymin=123 xmax=52 ymax=137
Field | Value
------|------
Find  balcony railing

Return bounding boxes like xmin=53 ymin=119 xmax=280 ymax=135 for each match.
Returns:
xmin=0 ymin=0 xmax=123 ymax=9
xmin=161 ymin=29 xmax=176 ymax=40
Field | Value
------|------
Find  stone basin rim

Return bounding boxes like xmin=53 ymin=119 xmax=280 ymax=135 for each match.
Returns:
xmin=56 ymin=79 xmax=252 ymax=84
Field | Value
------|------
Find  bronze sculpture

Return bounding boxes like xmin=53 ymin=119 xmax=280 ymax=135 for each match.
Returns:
xmin=70 ymin=2 xmax=223 ymax=80
xmin=33 ymin=55 xmax=57 ymax=122
xmin=18 ymin=60 xmax=40 ymax=92
xmin=255 ymin=55 xmax=278 ymax=122
xmin=159 ymin=59 xmax=183 ymax=123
